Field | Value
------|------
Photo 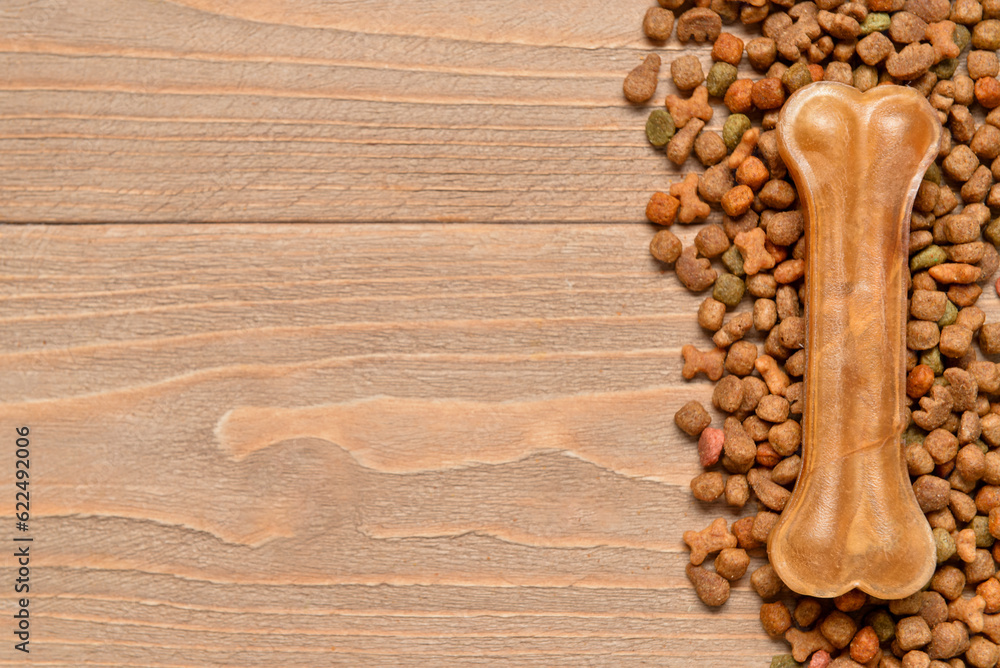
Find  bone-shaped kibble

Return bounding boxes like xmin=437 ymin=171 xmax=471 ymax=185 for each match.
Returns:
xmin=767 ymin=83 xmax=941 ymax=599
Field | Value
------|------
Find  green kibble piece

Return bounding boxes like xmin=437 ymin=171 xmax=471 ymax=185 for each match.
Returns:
xmin=713 ymin=273 xmax=745 ymax=307
xmin=985 ymin=217 xmax=1000 ymax=247
xmin=933 ymin=376 xmax=950 ymax=387
xmin=868 ymin=609 xmax=896 ymax=642
xmin=921 ymin=347 xmax=944 ymax=375
xmin=924 ymin=163 xmax=942 ymax=184
xmin=934 ymin=527 xmax=957 ymax=564
xmin=770 ymin=656 xmax=800 ymax=668
xmin=938 ymin=300 xmax=958 ymax=327
xmin=721 ymin=245 xmax=745 ymax=277
xmin=976 ymin=439 xmax=989 ymax=454
xmin=723 ymin=114 xmax=752 ymax=151
xmin=955 ymin=24 xmax=972 ymax=52
xmin=904 ymin=426 xmax=926 ymax=445
xmin=706 ymin=62 xmax=738 ymax=98
xmin=972 ymin=515 xmax=995 ymax=548
xmin=781 ymin=62 xmax=813 ymax=95
xmin=910 ymin=244 xmax=947 ymax=271
xmin=860 ymin=12 xmax=890 ymax=34
xmin=932 ymin=58 xmax=959 ymax=79
xmin=646 ymin=109 xmax=676 ymax=148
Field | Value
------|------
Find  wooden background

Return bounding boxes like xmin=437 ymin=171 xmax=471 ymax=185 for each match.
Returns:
xmin=0 ymin=0 xmax=792 ymax=665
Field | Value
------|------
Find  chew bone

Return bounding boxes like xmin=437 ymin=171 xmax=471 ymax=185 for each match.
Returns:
xmin=767 ymin=82 xmax=941 ymax=599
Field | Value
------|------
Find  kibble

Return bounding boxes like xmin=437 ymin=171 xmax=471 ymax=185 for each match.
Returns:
xmin=623 ymin=54 xmax=661 ymax=103
xmin=631 ymin=1 xmax=1000 ymax=665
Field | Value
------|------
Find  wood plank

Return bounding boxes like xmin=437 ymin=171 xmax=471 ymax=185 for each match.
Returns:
xmin=0 ymin=222 xmax=788 ymax=665
xmin=0 ymin=0 xmax=737 ymax=223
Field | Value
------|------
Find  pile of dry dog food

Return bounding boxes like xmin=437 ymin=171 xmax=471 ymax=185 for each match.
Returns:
xmin=627 ymin=0 xmax=1000 ymax=666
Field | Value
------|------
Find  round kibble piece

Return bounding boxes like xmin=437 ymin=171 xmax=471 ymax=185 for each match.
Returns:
xmin=713 ymin=273 xmax=746 ymax=307
xmin=723 ymin=114 xmax=752 ymax=151
xmin=760 ymin=601 xmax=792 ymax=637
xmin=706 ymin=62 xmax=738 ymax=98
xmin=751 ymin=78 xmax=786 ymax=110
xmin=643 ymin=7 xmax=674 ymax=41
xmin=675 ymin=400 xmax=711 ymax=436
xmin=672 ymin=55 xmax=705 ymax=92
xmin=646 ymin=110 xmax=676 ymax=148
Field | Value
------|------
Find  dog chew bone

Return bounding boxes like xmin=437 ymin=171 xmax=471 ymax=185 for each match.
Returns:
xmin=767 ymin=83 xmax=941 ymax=599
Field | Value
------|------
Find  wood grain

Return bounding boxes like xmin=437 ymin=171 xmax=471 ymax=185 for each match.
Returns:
xmin=0 ymin=0 xmax=743 ymax=223
xmin=0 ymin=223 xmax=788 ymax=665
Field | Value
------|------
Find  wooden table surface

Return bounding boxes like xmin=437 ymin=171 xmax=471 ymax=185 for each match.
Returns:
xmin=1 ymin=1 xmax=790 ymax=665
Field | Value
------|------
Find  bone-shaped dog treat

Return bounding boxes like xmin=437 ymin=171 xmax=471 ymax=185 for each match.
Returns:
xmin=767 ymin=83 xmax=941 ymax=599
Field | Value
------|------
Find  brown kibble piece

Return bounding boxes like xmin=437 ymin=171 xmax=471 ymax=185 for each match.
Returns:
xmin=675 ymin=400 xmax=712 ymax=436
xmin=643 ymin=7 xmax=675 ymax=41
xmin=913 ymin=474 xmax=951 ymax=512
xmin=896 ymin=615 xmax=933 ymax=651
xmin=725 ymin=473 xmax=750 ymax=508
xmin=676 ymin=8 xmax=722 ymax=43
xmin=735 ymin=228 xmax=776 ymax=276
xmin=714 ymin=547 xmax=750 ymax=581
xmin=907 ymin=364 xmax=935 ymax=398
xmin=724 ymin=340 xmax=758 ymax=375
xmin=751 ymin=78 xmax=786 ymax=110
xmin=694 ymin=224 xmax=730 ymax=259
xmin=676 ymin=247 xmax=717 ymax=293
xmin=759 ymin=179 xmax=796 ymax=209
xmin=977 ymin=76 xmax=1000 ymax=108
xmin=820 ymin=610 xmax=858 ymax=649
xmin=721 ymin=185 xmax=754 ymax=217
xmin=748 ymin=467 xmax=791 ymax=511
xmin=691 ymin=471 xmax=725 ymax=502
xmin=728 ymin=128 xmax=762 ymax=170
xmin=949 ymin=594 xmax=986 ymax=632
xmin=667 ymin=118 xmax=706 ymax=167
xmin=686 ymin=563 xmax=730 ymax=606
xmin=769 ymin=419 xmax=801 ymax=456
xmin=712 ymin=33 xmax=744 ymax=65
xmin=891 ymin=11 xmax=930 ymax=43
xmin=713 ymin=375 xmax=744 ymax=413
xmin=671 ymin=55 xmax=705 ymax=92
xmin=756 ymin=354 xmax=790 ymax=396
xmin=694 ymin=131 xmax=727 ymax=167
xmin=724 ymin=79 xmax=754 ymax=114
xmin=750 ymin=563 xmax=784 ymax=600
xmin=886 ymin=43 xmax=936 ymax=80
xmin=650 ymin=230 xmax=682 ymax=264
xmin=931 ymin=565 xmax=967 ymax=600
xmin=906 ymin=0 xmax=950 ymax=23
xmin=746 ymin=37 xmax=777 ymax=71
xmin=980 ymin=323 xmax=1000 ymax=354
xmin=646 ymin=192 xmax=680 ymax=226
xmin=735 ymin=156 xmax=769 ymax=191
xmin=681 ymin=343 xmax=725 ymax=380
xmin=683 ymin=517 xmax=737 ymax=565
xmin=786 ymin=627 xmax=836 ymax=663
xmin=940 ymin=324 xmax=974 ymax=358
xmin=926 ymin=20 xmax=961 ymax=61
xmin=760 ymin=601 xmax=793 ymax=637
xmin=850 ymin=626 xmax=880 ymax=664
xmin=624 ymin=54 xmax=661 ymax=103
xmin=666 ymin=86 xmax=714 ymax=129
xmin=794 ymin=598 xmax=823 ymax=628
xmin=713 ymin=311 xmax=753 ymax=348
xmin=907 ymin=320 xmax=940 ymax=350
xmin=857 ymin=31 xmax=895 ymax=66
xmin=670 ymin=173 xmax=711 ymax=223
xmin=928 ymin=263 xmax=982 ymax=283
xmin=697 ymin=165 xmax=733 ymax=208
xmin=969 ymin=50 xmax=1000 ymax=79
